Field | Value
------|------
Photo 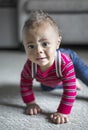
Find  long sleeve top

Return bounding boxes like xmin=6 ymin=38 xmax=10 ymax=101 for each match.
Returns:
xmin=20 ymin=52 xmax=76 ymax=115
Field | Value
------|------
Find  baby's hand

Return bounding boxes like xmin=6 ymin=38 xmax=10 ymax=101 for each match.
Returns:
xmin=50 ymin=112 xmax=69 ymax=124
xmin=26 ymin=103 xmax=41 ymax=115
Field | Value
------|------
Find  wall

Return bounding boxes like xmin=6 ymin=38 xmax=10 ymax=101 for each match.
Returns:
xmin=0 ymin=0 xmax=18 ymax=48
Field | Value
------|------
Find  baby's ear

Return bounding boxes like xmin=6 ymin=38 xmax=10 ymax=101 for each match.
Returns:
xmin=57 ymin=36 xmax=62 ymax=49
xmin=58 ymin=36 xmax=62 ymax=43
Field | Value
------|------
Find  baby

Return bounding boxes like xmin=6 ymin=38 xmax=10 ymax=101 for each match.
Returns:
xmin=20 ymin=10 xmax=88 ymax=124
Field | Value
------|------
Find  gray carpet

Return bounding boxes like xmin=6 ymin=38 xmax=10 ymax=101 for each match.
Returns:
xmin=0 ymin=50 xmax=88 ymax=130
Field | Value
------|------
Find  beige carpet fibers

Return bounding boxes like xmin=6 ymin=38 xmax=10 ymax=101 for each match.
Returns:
xmin=0 ymin=49 xmax=88 ymax=130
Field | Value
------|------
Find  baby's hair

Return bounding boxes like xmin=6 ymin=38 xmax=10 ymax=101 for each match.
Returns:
xmin=23 ymin=10 xmax=60 ymax=35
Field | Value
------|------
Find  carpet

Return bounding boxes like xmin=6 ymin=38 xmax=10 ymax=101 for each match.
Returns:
xmin=0 ymin=80 xmax=88 ymax=130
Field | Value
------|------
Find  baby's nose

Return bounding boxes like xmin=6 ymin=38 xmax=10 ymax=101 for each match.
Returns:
xmin=36 ymin=45 xmax=43 ymax=54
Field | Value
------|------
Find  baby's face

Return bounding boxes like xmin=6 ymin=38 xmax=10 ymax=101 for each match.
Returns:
xmin=23 ymin=21 xmax=61 ymax=72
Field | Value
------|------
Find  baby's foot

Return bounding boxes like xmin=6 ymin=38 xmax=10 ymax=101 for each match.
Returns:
xmin=76 ymin=80 xmax=82 ymax=90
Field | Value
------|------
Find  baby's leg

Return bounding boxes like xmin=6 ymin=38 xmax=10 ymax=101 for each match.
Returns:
xmin=76 ymin=79 xmax=82 ymax=90
xmin=60 ymin=48 xmax=88 ymax=87
xmin=41 ymin=84 xmax=63 ymax=91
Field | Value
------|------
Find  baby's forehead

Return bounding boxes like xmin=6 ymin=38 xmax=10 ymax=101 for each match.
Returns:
xmin=29 ymin=21 xmax=58 ymax=33
xmin=30 ymin=20 xmax=53 ymax=28
xmin=27 ymin=22 xmax=54 ymax=35
xmin=23 ymin=19 xmax=59 ymax=36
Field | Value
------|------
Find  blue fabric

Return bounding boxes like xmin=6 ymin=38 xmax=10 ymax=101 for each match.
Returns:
xmin=60 ymin=48 xmax=88 ymax=86
xmin=41 ymin=84 xmax=63 ymax=91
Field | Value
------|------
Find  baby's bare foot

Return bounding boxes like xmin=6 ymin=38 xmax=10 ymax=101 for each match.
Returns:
xmin=76 ymin=80 xmax=82 ymax=90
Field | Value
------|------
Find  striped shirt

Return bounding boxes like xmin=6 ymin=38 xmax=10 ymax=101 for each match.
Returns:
xmin=20 ymin=52 xmax=76 ymax=114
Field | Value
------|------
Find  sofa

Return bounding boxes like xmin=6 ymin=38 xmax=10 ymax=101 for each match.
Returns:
xmin=17 ymin=0 xmax=88 ymax=45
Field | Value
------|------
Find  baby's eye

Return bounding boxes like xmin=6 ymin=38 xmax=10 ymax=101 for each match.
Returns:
xmin=28 ymin=45 xmax=35 ymax=49
xmin=42 ymin=42 xmax=49 ymax=47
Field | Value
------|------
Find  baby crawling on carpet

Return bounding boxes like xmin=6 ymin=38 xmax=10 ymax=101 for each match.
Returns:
xmin=20 ymin=10 xmax=88 ymax=124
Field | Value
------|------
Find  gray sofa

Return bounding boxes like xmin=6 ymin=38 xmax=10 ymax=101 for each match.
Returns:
xmin=17 ymin=0 xmax=88 ymax=45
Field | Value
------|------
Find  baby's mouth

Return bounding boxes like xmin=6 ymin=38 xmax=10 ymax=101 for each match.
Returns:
xmin=36 ymin=57 xmax=46 ymax=61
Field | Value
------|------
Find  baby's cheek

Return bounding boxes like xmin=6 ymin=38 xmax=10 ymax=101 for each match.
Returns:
xmin=48 ymin=49 xmax=56 ymax=55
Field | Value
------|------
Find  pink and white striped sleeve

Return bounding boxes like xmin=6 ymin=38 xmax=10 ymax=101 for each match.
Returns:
xmin=57 ymin=53 xmax=77 ymax=114
xmin=20 ymin=60 xmax=35 ymax=104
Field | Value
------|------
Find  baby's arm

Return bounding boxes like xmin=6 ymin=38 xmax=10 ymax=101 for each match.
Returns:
xmin=20 ymin=60 xmax=41 ymax=115
xmin=50 ymin=55 xmax=76 ymax=124
xmin=26 ymin=101 xmax=42 ymax=115
xmin=50 ymin=112 xmax=69 ymax=124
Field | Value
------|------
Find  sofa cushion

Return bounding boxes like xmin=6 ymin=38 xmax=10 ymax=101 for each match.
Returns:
xmin=24 ymin=0 xmax=88 ymax=13
xmin=52 ymin=14 xmax=88 ymax=44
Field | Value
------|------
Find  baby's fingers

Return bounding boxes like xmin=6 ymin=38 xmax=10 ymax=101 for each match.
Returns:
xmin=26 ymin=107 xmax=32 ymax=115
xmin=26 ymin=107 xmax=38 ymax=115
xmin=50 ymin=114 xmax=61 ymax=124
xmin=26 ymin=104 xmax=41 ymax=115
xmin=58 ymin=116 xmax=68 ymax=124
xmin=33 ymin=107 xmax=41 ymax=115
xmin=50 ymin=113 xmax=69 ymax=124
xmin=30 ymin=108 xmax=38 ymax=115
